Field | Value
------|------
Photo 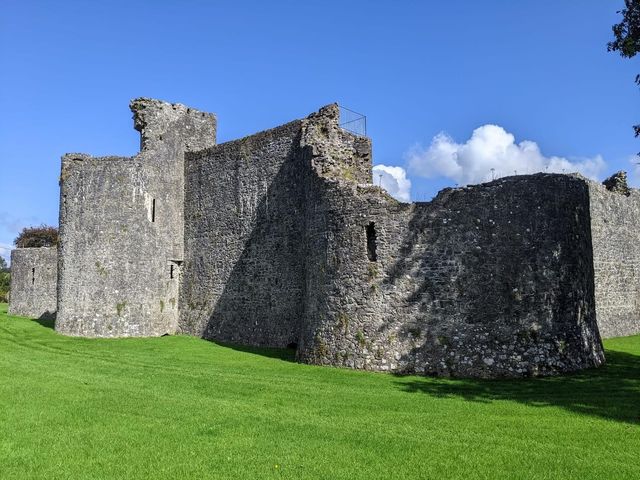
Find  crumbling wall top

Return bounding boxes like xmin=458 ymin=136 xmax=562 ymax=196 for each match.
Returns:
xmin=302 ymin=103 xmax=372 ymax=185
xmin=130 ymin=97 xmax=217 ymax=153
xmin=602 ymin=170 xmax=631 ymax=196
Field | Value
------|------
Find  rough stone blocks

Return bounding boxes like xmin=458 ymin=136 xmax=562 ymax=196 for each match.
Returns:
xmin=9 ymin=247 xmax=57 ymax=320
xmin=9 ymin=98 xmax=640 ymax=378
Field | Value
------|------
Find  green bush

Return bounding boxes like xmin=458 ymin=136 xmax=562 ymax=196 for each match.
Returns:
xmin=0 ymin=271 xmax=10 ymax=303
xmin=14 ymin=225 xmax=58 ymax=248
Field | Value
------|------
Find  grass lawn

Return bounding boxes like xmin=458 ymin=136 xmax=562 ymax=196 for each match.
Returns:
xmin=0 ymin=303 xmax=638 ymax=479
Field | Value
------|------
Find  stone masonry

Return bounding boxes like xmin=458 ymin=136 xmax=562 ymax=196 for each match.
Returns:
xmin=588 ymin=176 xmax=640 ymax=338
xmin=8 ymin=98 xmax=640 ymax=378
xmin=9 ymin=247 xmax=57 ymax=319
xmin=55 ymin=99 xmax=216 ymax=337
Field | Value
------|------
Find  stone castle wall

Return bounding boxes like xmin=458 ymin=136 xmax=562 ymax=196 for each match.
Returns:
xmin=9 ymin=247 xmax=58 ymax=319
xmin=12 ymin=97 xmax=640 ymax=378
xmin=296 ymin=105 xmax=604 ymax=377
xmin=179 ymin=106 xmax=374 ymax=349
xmin=588 ymin=181 xmax=640 ymax=338
xmin=299 ymin=171 xmax=605 ymax=377
xmin=178 ymin=102 xmax=604 ymax=377
xmin=55 ymin=99 xmax=216 ymax=337
xmin=181 ymin=120 xmax=306 ymax=346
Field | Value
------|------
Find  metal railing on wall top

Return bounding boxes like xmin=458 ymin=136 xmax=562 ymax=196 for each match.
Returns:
xmin=338 ymin=105 xmax=367 ymax=136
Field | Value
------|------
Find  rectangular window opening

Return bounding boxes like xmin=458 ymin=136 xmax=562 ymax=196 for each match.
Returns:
xmin=168 ymin=260 xmax=182 ymax=280
xmin=32 ymin=267 xmax=35 ymax=285
xmin=151 ymin=199 xmax=156 ymax=223
xmin=366 ymin=222 xmax=377 ymax=262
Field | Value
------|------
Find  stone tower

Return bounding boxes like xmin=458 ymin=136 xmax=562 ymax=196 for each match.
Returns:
xmin=55 ymin=99 xmax=216 ymax=337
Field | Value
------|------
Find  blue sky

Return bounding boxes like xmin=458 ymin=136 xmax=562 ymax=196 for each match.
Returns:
xmin=1 ymin=0 xmax=638 ymax=262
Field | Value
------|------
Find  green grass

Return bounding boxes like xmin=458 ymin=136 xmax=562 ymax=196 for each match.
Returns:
xmin=0 ymin=303 xmax=638 ymax=479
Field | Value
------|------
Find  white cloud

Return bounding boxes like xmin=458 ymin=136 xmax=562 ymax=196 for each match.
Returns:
xmin=406 ymin=124 xmax=607 ymax=185
xmin=372 ymin=164 xmax=411 ymax=202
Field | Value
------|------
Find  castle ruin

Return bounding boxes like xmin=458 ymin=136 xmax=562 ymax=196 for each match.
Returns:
xmin=9 ymin=98 xmax=640 ymax=378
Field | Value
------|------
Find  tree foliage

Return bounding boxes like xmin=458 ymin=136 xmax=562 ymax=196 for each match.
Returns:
xmin=0 ymin=257 xmax=9 ymax=303
xmin=608 ymin=0 xmax=640 ymax=139
xmin=14 ymin=225 xmax=59 ymax=249
xmin=0 ymin=272 xmax=9 ymax=303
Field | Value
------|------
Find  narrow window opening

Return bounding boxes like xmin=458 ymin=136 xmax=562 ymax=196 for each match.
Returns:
xmin=151 ymin=199 xmax=156 ymax=223
xmin=366 ymin=222 xmax=377 ymax=262
xmin=168 ymin=260 xmax=183 ymax=280
xmin=32 ymin=267 xmax=35 ymax=285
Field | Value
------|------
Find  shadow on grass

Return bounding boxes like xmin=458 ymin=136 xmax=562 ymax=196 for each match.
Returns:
xmin=33 ymin=318 xmax=55 ymax=330
xmin=214 ymin=341 xmax=297 ymax=363
xmin=32 ymin=312 xmax=56 ymax=330
xmin=395 ymin=350 xmax=640 ymax=424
